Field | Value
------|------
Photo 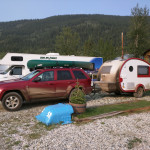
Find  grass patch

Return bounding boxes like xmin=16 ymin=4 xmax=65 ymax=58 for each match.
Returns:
xmin=0 ymin=121 xmax=5 ymax=127
xmin=28 ymin=133 xmax=41 ymax=140
xmin=127 ymin=137 xmax=142 ymax=149
xmin=7 ymin=141 xmax=21 ymax=149
xmin=23 ymin=145 xmax=30 ymax=149
xmin=8 ymin=129 xmax=18 ymax=135
xmin=77 ymin=100 xmax=150 ymax=119
xmin=33 ymin=122 xmax=58 ymax=131
xmin=5 ymin=138 xmax=11 ymax=145
xmin=13 ymin=141 xmax=21 ymax=145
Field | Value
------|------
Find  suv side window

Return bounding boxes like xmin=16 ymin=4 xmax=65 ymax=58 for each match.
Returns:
xmin=10 ymin=67 xmax=22 ymax=75
xmin=73 ymin=70 xmax=87 ymax=79
xmin=37 ymin=71 xmax=54 ymax=81
xmin=57 ymin=70 xmax=72 ymax=80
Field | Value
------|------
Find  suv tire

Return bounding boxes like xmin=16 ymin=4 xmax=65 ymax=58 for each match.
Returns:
xmin=2 ymin=92 xmax=23 ymax=111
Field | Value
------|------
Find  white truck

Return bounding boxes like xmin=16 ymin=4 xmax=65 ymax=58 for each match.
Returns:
xmin=0 ymin=53 xmax=103 ymax=81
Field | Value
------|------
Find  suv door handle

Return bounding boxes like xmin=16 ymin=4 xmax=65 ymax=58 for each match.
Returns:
xmin=48 ymin=83 xmax=55 ymax=85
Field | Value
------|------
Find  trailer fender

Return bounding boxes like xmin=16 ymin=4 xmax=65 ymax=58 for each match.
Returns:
xmin=135 ymin=84 xmax=145 ymax=92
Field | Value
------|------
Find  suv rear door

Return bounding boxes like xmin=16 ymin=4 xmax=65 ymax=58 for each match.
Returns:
xmin=72 ymin=69 xmax=92 ymax=94
xmin=55 ymin=69 xmax=75 ymax=98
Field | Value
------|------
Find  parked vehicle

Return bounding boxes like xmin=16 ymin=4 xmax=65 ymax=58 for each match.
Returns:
xmin=0 ymin=68 xmax=92 ymax=111
xmin=97 ymin=58 xmax=150 ymax=97
xmin=0 ymin=53 xmax=103 ymax=81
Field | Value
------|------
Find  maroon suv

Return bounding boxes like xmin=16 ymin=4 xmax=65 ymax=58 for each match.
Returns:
xmin=0 ymin=68 xmax=92 ymax=111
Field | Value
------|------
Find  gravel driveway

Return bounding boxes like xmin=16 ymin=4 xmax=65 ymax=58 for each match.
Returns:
xmin=0 ymin=92 xmax=150 ymax=150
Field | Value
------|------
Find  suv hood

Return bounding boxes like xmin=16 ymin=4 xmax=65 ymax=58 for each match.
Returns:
xmin=0 ymin=79 xmax=25 ymax=85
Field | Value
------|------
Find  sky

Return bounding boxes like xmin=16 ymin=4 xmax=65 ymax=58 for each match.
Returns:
xmin=0 ymin=0 xmax=150 ymax=22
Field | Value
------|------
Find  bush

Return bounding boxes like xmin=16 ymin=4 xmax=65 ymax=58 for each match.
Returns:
xmin=69 ymin=81 xmax=86 ymax=104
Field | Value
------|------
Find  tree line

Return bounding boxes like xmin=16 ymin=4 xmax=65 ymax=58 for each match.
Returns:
xmin=0 ymin=4 xmax=149 ymax=61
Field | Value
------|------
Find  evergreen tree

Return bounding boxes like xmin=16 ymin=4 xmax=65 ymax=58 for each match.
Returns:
xmin=128 ymin=4 xmax=150 ymax=57
xmin=83 ymin=36 xmax=96 ymax=56
xmin=96 ymin=38 xmax=115 ymax=61
xmin=55 ymin=27 xmax=80 ymax=55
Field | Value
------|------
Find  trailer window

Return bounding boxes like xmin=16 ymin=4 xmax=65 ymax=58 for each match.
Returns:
xmin=11 ymin=56 xmax=23 ymax=61
xmin=100 ymin=66 xmax=112 ymax=74
xmin=138 ymin=66 xmax=149 ymax=75
xmin=129 ymin=66 xmax=133 ymax=72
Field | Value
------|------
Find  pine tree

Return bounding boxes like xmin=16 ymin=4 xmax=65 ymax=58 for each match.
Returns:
xmin=128 ymin=4 xmax=150 ymax=57
xmin=55 ymin=27 xmax=80 ymax=55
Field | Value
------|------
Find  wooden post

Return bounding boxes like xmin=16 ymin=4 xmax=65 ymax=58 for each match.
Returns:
xmin=121 ymin=32 xmax=124 ymax=59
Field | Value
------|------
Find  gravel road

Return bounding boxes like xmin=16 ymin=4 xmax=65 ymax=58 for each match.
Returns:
xmin=0 ymin=92 xmax=150 ymax=150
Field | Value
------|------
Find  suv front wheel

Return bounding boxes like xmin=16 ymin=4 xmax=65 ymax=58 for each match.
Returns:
xmin=2 ymin=92 xmax=23 ymax=111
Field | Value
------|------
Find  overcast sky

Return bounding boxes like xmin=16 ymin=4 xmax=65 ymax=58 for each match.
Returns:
xmin=0 ymin=0 xmax=150 ymax=22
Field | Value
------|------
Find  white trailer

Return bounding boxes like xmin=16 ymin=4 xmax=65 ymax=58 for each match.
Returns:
xmin=97 ymin=58 xmax=150 ymax=97
xmin=0 ymin=53 xmax=103 ymax=81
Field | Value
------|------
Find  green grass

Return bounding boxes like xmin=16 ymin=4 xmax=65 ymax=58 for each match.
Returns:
xmin=127 ymin=137 xmax=142 ymax=149
xmin=77 ymin=100 xmax=150 ymax=119
xmin=28 ymin=133 xmax=41 ymax=140
xmin=8 ymin=129 xmax=18 ymax=135
xmin=33 ymin=122 xmax=58 ymax=131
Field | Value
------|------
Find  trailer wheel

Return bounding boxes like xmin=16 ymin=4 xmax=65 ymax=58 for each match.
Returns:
xmin=2 ymin=92 xmax=23 ymax=111
xmin=133 ymin=87 xmax=144 ymax=98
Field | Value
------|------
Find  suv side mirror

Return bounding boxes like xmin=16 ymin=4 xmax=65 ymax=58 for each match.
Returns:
xmin=33 ymin=77 xmax=41 ymax=82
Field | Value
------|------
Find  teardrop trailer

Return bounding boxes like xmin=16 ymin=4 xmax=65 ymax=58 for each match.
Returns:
xmin=97 ymin=58 xmax=150 ymax=98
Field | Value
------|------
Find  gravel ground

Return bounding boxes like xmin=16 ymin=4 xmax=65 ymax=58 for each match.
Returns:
xmin=0 ymin=92 xmax=150 ymax=150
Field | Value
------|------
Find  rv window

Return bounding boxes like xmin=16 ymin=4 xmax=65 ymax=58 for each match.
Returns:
xmin=10 ymin=67 xmax=22 ymax=75
xmin=138 ymin=66 xmax=149 ymax=75
xmin=11 ymin=56 xmax=23 ymax=61
xmin=100 ymin=66 xmax=112 ymax=74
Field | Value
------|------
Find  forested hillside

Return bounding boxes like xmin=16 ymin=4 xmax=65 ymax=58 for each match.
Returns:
xmin=0 ymin=14 xmax=149 ymax=60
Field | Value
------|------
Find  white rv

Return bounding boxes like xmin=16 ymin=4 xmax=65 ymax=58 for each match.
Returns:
xmin=0 ymin=53 xmax=103 ymax=81
xmin=97 ymin=58 xmax=150 ymax=98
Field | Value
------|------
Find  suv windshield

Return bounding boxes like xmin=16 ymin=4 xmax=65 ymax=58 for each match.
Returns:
xmin=21 ymin=70 xmax=40 ymax=80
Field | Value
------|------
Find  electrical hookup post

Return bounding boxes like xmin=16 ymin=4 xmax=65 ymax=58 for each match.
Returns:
xmin=121 ymin=32 xmax=124 ymax=59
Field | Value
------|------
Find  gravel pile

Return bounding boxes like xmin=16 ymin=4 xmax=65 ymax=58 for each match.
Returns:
xmin=0 ymin=93 xmax=150 ymax=150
